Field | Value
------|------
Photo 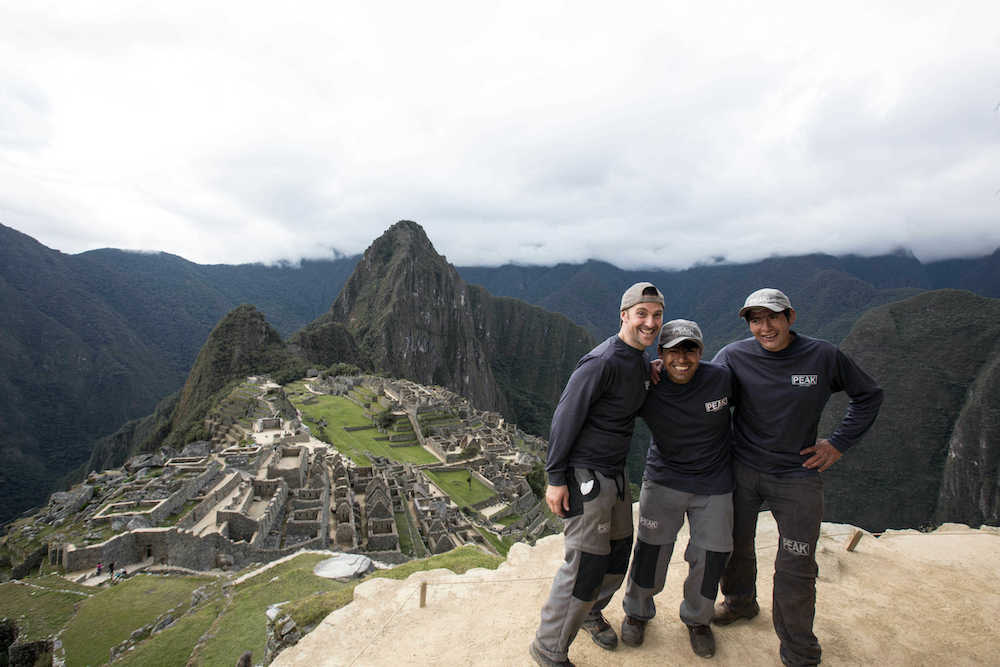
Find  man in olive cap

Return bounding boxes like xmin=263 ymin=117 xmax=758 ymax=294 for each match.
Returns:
xmin=711 ymin=288 xmax=883 ymax=666
xmin=620 ymin=319 xmax=734 ymax=659
xmin=530 ymin=282 xmax=664 ymax=667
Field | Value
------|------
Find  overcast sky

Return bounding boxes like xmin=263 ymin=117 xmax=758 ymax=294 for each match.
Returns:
xmin=2 ymin=2 xmax=999 ymax=269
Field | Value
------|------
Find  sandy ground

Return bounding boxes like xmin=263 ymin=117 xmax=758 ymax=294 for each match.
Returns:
xmin=274 ymin=507 xmax=1000 ymax=667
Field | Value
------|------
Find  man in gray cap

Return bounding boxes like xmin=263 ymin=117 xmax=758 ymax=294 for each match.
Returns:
xmin=711 ymin=288 xmax=883 ymax=666
xmin=620 ymin=319 xmax=734 ymax=659
xmin=530 ymin=282 xmax=664 ymax=667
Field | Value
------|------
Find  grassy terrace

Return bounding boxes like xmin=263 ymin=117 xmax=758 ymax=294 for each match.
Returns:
xmin=0 ymin=579 xmax=88 ymax=642
xmin=287 ymin=389 xmax=437 ymax=466
xmin=423 ymin=469 xmax=496 ymax=508
xmin=61 ymin=573 xmax=212 ymax=666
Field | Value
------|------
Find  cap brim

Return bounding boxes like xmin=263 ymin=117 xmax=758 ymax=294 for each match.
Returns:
xmin=738 ymin=304 xmax=787 ymax=318
xmin=660 ymin=336 xmax=703 ymax=349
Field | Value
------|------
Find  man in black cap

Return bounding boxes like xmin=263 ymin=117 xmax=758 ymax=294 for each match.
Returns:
xmin=711 ymin=288 xmax=883 ymax=666
xmin=530 ymin=282 xmax=664 ymax=667
xmin=620 ymin=319 xmax=734 ymax=659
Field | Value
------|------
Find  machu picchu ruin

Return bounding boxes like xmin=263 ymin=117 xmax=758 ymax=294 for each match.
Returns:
xmin=2 ymin=372 xmax=558 ymax=584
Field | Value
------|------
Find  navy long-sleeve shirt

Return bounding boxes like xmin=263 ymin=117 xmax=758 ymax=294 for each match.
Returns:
xmin=545 ymin=336 xmax=650 ymax=486
xmin=712 ymin=332 xmax=883 ymax=476
xmin=639 ymin=361 xmax=734 ymax=495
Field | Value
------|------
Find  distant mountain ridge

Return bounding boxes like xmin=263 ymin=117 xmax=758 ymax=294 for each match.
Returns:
xmin=820 ymin=289 xmax=1000 ymax=531
xmin=2 ymin=218 xmax=999 ymax=527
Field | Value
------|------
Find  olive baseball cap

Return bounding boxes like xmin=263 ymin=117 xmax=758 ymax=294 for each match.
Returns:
xmin=620 ymin=282 xmax=665 ymax=311
xmin=658 ymin=319 xmax=704 ymax=349
xmin=738 ymin=288 xmax=793 ymax=318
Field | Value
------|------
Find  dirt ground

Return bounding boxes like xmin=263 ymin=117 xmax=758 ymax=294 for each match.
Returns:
xmin=274 ymin=508 xmax=1000 ymax=666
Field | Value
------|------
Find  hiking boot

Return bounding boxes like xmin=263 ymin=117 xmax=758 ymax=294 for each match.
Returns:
xmin=620 ymin=615 xmax=647 ymax=647
xmin=712 ymin=598 xmax=759 ymax=625
xmin=687 ymin=623 xmax=716 ymax=658
xmin=581 ymin=612 xmax=618 ymax=650
xmin=529 ymin=641 xmax=576 ymax=667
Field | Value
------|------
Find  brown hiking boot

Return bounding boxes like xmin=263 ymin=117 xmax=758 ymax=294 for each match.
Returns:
xmin=712 ymin=598 xmax=760 ymax=625
xmin=620 ymin=615 xmax=647 ymax=647
xmin=687 ymin=624 xmax=716 ymax=658
xmin=580 ymin=611 xmax=618 ymax=650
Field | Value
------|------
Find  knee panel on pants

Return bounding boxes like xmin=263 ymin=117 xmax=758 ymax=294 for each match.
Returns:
xmin=630 ymin=539 xmax=660 ymax=589
xmin=572 ymin=551 xmax=611 ymax=602
xmin=700 ymin=550 xmax=731 ymax=599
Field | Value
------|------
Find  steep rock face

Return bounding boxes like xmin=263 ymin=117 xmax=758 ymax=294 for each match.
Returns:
xmin=467 ymin=286 xmax=594 ymax=436
xmin=300 ymin=221 xmax=506 ymax=413
xmin=935 ymin=353 xmax=1000 ymax=526
xmin=296 ymin=221 xmax=595 ymax=434
xmin=820 ymin=289 xmax=1000 ymax=531
xmin=166 ymin=304 xmax=302 ymax=447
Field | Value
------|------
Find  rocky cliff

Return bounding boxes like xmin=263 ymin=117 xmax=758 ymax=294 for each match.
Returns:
xmin=821 ymin=289 xmax=1000 ymax=531
xmin=294 ymin=221 xmax=595 ymax=436
xmin=935 ymin=351 xmax=1000 ymax=527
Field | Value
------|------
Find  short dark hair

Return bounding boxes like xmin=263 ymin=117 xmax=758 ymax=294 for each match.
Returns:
xmin=743 ymin=308 xmax=792 ymax=324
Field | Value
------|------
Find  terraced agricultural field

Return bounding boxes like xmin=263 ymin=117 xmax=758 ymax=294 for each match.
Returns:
xmin=288 ymin=391 xmax=437 ymax=466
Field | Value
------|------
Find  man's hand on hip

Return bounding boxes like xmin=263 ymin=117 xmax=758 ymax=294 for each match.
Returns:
xmin=546 ymin=484 xmax=570 ymax=517
xmin=800 ymin=438 xmax=842 ymax=472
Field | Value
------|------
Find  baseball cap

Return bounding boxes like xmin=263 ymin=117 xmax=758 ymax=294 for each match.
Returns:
xmin=738 ymin=288 xmax=793 ymax=318
xmin=620 ymin=282 xmax=665 ymax=311
xmin=659 ymin=319 xmax=703 ymax=349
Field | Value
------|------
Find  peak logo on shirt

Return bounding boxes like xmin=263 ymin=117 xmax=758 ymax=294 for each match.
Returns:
xmin=791 ymin=374 xmax=818 ymax=387
xmin=704 ymin=396 xmax=729 ymax=413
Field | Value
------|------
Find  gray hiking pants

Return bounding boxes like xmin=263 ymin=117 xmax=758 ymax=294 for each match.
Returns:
xmin=622 ymin=480 xmax=733 ymax=627
xmin=533 ymin=468 xmax=633 ymax=663
xmin=721 ymin=461 xmax=824 ymax=666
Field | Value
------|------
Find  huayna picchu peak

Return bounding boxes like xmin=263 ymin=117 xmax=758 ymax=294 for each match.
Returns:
xmin=294 ymin=220 xmax=595 ymax=436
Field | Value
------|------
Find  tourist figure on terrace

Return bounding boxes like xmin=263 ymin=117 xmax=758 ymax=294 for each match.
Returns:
xmin=530 ymin=282 xmax=664 ymax=667
xmin=620 ymin=319 xmax=733 ymax=658
xmin=711 ymin=288 xmax=883 ymax=666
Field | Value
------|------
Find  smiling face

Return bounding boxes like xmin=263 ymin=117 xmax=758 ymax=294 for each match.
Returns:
xmin=746 ymin=307 xmax=796 ymax=352
xmin=659 ymin=340 xmax=702 ymax=384
xmin=619 ymin=301 xmax=664 ymax=350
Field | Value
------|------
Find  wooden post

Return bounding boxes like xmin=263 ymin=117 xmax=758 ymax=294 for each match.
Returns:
xmin=845 ymin=530 xmax=863 ymax=552
xmin=419 ymin=581 xmax=427 ymax=608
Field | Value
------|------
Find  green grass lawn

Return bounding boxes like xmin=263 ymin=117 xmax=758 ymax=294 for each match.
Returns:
xmin=495 ymin=514 xmax=521 ymax=527
xmin=117 ymin=597 xmax=224 ymax=667
xmin=61 ymin=573 xmax=212 ymax=667
xmin=288 ymin=393 xmax=437 ymax=465
xmin=195 ymin=554 xmax=351 ymax=666
xmin=0 ymin=580 xmax=88 ymax=642
xmin=423 ymin=470 xmax=496 ymax=508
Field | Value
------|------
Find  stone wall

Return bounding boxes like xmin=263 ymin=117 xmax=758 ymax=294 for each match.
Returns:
xmin=178 ymin=472 xmax=242 ymax=531
xmin=63 ymin=531 xmax=138 ymax=572
xmin=250 ymin=480 xmax=289 ymax=546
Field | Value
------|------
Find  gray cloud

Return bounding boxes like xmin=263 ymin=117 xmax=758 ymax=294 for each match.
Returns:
xmin=1 ymin=1 xmax=998 ymax=268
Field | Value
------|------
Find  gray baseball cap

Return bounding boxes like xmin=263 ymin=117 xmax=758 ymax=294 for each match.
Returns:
xmin=659 ymin=319 xmax=704 ymax=349
xmin=620 ymin=282 xmax=665 ymax=311
xmin=739 ymin=288 xmax=793 ymax=318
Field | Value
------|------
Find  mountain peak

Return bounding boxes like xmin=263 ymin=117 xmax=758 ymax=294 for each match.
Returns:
xmin=367 ymin=219 xmax=438 ymax=262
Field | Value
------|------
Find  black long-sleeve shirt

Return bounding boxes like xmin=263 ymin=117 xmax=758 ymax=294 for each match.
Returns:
xmin=639 ymin=361 xmax=734 ymax=495
xmin=712 ymin=333 xmax=883 ymax=476
xmin=545 ymin=336 xmax=650 ymax=486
